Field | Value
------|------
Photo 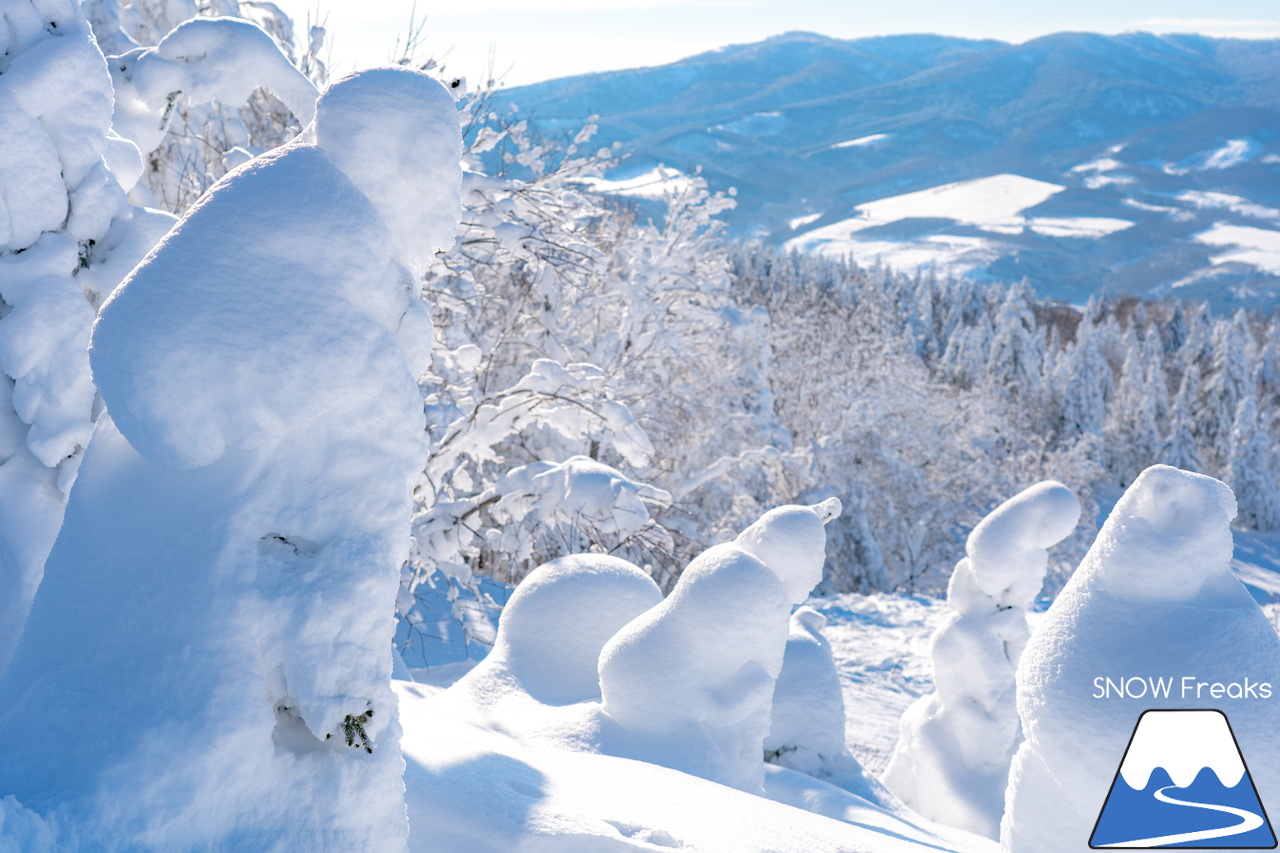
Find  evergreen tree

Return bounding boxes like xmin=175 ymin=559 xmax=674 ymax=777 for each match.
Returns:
xmin=1057 ymin=320 xmax=1112 ymax=440
xmin=1161 ymin=301 xmax=1188 ymax=355
xmin=1160 ymin=363 xmax=1204 ymax=473
xmin=1227 ymin=391 xmax=1280 ymax=531
xmin=1256 ymin=317 xmax=1280 ymax=408
xmin=1200 ymin=315 xmax=1256 ymax=470
xmin=817 ymin=482 xmax=888 ymax=593
xmin=985 ymin=281 xmax=1043 ymax=399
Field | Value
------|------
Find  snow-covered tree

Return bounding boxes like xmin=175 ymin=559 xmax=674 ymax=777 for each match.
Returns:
xmin=0 ymin=67 xmax=463 ymax=849
xmin=1197 ymin=312 xmax=1256 ymax=469
xmin=765 ymin=606 xmax=896 ymax=805
xmin=599 ymin=499 xmax=840 ymax=793
xmin=1107 ymin=326 xmax=1165 ymax=486
xmin=1004 ymin=467 xmax=1280 ymax=853
xmin=883 ymin=481 xmax=1080 ymax=838
xmin=1160 ymin=362 xmax=1204 ymax=472
xmin=0 ymin=0 xmax=176 ymax=674
xmin=985 ymin=281 xmax=1043 ymax=400
xmin=1054 ymin=317 xmax=1116 ymax=440
xmin=398 ymin=115 xmax=795 ymax=659
xmin=1227 ymin=391 xmax=1280 ymax=531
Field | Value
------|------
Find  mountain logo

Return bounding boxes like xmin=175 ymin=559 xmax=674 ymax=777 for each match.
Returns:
xmin=1090 ymin=709 xmax=1277 ymax=849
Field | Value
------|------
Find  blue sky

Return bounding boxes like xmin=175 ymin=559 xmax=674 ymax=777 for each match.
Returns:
xmin=276 ymin=0 xmax=1280 ymax=86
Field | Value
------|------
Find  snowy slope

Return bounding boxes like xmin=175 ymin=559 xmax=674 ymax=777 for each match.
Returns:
xmin=396 ymin=680 xmax=997 ymax=853
xmin=493 ymin=32 xmax=1280 ymax=308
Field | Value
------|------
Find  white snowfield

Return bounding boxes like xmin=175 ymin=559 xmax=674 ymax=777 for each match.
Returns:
xmin=1002 ymin=465 xmax=1280 ymax=853
xmin=398 ymin=681 xmax=994 ymax=853
xmin=577 ymin=165 xmax=696 ymax=200
xmin=0 ymin=67 xmax=463 ymax=851
xmin=782 ymin=174 xmax=1140 ymax=281
xmin=829 ymin=133 xmax=891 ymax=150
xmin=1195 ymin=223 xmax=1280 ymax=274
xmin=786 ymin=174 xmax=1135 ymax=267
xmin=776 ymin=146 xmax=1280 ymax=292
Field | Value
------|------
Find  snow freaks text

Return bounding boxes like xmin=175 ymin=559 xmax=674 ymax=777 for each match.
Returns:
xmin=1092 ymin=676 xmax=1274 ymax=700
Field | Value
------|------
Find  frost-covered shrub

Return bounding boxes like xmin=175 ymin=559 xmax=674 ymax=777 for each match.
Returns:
xmin=736 ymin=249 xmax=1101 ymax=593
xmin=88 ymin=0 xmax=325 ymax=213
xmin=766 ymin=608 xmax=847 ymax=772
xmin=397 ymin=112 xmax=799 ymax=662
xmin=598 ymin=499 xmax=840 ymax=793
xmin=882 ymin=480 xmax=1080 ymax=839
xmin=0 ymin=67 xmax=463 ymax=850
xmin=1002 ymin=466 xmax=1280 ymax=852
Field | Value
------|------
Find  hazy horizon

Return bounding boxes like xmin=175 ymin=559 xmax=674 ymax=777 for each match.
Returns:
xmin=270 ymin=0 xmax=1280 ymax=87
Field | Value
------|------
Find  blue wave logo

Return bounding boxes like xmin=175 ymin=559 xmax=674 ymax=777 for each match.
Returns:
xmin=1091 ymin=710 xmax=1276 ymax=848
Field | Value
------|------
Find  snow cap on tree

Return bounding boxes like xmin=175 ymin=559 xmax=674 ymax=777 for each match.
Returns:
xmin=90 ymin=66 xmax=458 ymax=469
xmin=313 ymin=67 xmax=462 ymax=275
xmin=598 ymin=500 xmax=839 ymax=792
xmin=736 ymin=497 xmax=841 ymax=603
xmin=963 ymin=479 xmax=1080 ymax=606
xmin=883 ymin=480 xmax=1079 ymax=838
xmin=479 ymin=553 xmax=662 ymax=706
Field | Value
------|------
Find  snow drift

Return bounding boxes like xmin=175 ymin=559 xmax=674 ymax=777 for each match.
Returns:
xmin=398 ymin=500 xmax=997 ymax=852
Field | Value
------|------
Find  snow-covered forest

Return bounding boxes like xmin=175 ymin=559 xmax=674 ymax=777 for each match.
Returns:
xmin=1 ymin=0 xmax=1279 ymax=849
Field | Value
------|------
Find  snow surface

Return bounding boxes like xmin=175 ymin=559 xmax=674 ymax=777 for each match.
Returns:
xmin=1178 ymin=190 xmax=1280 ymax=222
xmin=829 ymin=133 xmax=890 ymax=149
xmin=1195 ymin=223 xmax=1280 ymax=274
xmin=578 ymin=165 xmax=695 ymax=200
xmin=809 ymin=594 xmax=949 ymax=772
xmin=0 ymin=67 xmax=463 ymax=851
xmin=1002 ymin=465 xmax=1280 ymax=853
xmin=785 ymin=174 xmax=1133 ymax=274
xmin=789 ymin=212 xmax=822 ymax=229
xmin=1166 ymin=138 xmax=1258 ymax=174
xmin=385 ymin=522 xmax=1280 ymax=853
xmin=391 ymin=504 xmax=998 ymax=853
xmin=397 ymin=680 xmax=995 ymax=853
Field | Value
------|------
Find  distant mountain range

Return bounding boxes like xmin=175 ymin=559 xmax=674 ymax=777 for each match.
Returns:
xmin=490 ymin=31 xmax=1280 ymax=309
